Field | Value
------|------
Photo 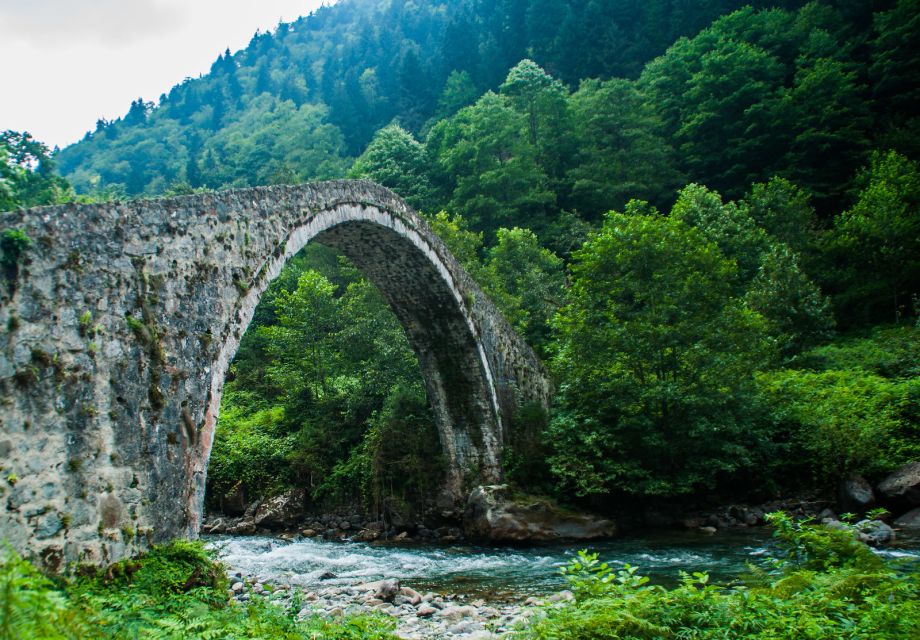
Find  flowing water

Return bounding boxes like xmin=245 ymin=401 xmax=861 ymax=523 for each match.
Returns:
xmin=208 ymin=529 xmax=920 ymax=599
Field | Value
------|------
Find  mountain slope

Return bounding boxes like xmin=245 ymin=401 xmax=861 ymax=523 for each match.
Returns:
xmin=56 ymin=0 xmax=801 ymax=196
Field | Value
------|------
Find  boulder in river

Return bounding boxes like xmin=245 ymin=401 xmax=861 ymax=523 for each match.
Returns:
xmin=893 ymin=507 xmax=920 ymax=529
xmin=838 ymin=474 xmax=875 ymax=514
xmin=253 ymin=489 xmax=306 ymax=529
xmin=463 ymin=485 xmax=616 ymax=542
xmin=877 ymin=462 xmax=920 ymax=507
xmin=855 ymin=519 xmax=894 ymax=546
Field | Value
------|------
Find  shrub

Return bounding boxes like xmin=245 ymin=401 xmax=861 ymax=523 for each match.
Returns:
xmin=518 ymin=513 xmax=920 ymax=639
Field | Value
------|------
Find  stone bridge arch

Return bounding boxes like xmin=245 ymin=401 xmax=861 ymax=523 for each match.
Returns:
xmin=0 ymin=181 xmax=551 ymax=567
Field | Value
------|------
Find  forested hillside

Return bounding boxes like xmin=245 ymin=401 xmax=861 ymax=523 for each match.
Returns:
xmin=56 ymin=0 xmax=815 ymax=195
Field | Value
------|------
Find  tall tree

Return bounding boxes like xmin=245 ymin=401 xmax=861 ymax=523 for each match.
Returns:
xmin=832 ymin=150 xmax=920 ymax=325
xmin=548 ymin=205 xmax=772 ymax=497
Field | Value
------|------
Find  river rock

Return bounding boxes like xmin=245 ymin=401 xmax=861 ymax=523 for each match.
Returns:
xmin=877 ymin=462 xmax=920 ymax=507
xmin=254 ymin=489 xmax=306 ymax=529
xmin=399 ymin=587 xmax=423 ymax=605
xmin=437 ymin=605 xmax=478 ymax=621
xmin=463 ymin=485 xmax=616 ymax=542
xmin=838 ymin=475 xmax=875 ymax=514
xmin=226 ymin=518 xmax=257 ymax=535
xmin=893 ymin=507 xmax=920 ymax=529
xmin=855 ymin=519 xmax=894 ymax=546
xmin=416 ymin=604 xmax=437 ymax=617
xmin=363 ymin=578 xmax=400 ymax=601
xmin=204 ymin=517 xmax=227 ymax=534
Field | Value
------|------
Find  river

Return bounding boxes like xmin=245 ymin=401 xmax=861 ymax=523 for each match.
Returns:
xmin=207 ymin=528 xmax=920 ymax=599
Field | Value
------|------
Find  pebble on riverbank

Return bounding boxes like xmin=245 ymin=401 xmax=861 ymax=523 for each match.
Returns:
xmin=225 ymin=569 xmax=565 ymax=639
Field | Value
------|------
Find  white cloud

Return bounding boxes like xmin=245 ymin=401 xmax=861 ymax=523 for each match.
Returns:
xmin=0 ymin=1 xmax=332 ymax=148
xmin=0 ymin=0 xmax=184 ymax=47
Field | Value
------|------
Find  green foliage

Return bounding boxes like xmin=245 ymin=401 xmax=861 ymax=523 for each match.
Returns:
xmin=207 ymin=402 xmax=295 ymax=501
xmin=744 ymin=244 xmax=835 ymax=356
xmin=425 ymin=211 xmax=485 ymax=274
xmin=0 ymin=546 xmax=82 ymax=640
xmin=548 ymin=206 xmax=773 ymax=497
xmin=795 ymin=325 xmax=920 ymax=378
xmin=756 ymin=326 xmax=920 ymax=485
xmin=349 ymin=125 xmax=436 ymax=212
xmin=639 ymin=4 xmax=873 ymax=211
xmin=831 ymin=150 xmax=920 ymax=325
xmin=481 ymin=227 xmax=565 ymax=354
xmin=519 ymin=514 xmax=920 ymax=639
xmin=209 ymin=246 xmax=439 ymax=511
xmin=318 ymin=385 xmax=444 ymax=513
xmin=765 ymin=512 xmax=883 ymax=572
xmin=670 ymin=183 xmax=771 ymax=283
xmin=427 ymin=90 xmax=555 ymax=235
xmin=0 ymin=543 xmax=398 ymax=640
xmin=742 ymin=177 xmax=819 ymax=258
xmin=566 ymin=77 xmax=682 ymax=218
xmin=0 ymin=131 xmax=73 ymax=210
xmin=0 ymin=228 xmax=31 ymax=271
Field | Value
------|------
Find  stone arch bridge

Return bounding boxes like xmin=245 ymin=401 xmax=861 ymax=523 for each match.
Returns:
xmin=0 ymin=181 xmax=551 ymax=568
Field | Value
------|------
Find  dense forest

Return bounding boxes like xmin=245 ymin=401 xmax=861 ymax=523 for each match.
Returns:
xmin=4 ymin=0 xmax=920 ymax=519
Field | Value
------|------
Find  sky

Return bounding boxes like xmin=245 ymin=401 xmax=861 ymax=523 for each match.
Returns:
xmin=0 ymin=0 xmax=333 ymax=150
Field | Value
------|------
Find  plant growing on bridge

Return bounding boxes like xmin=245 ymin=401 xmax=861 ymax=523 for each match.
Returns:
xmin=0 ymin=228 xmax=31 ymax=283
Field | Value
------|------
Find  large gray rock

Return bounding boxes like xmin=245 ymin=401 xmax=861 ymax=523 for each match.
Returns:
xmin=838 ymin=475 xmax=875 ymax=514
xmin=855 ymin=519 xmax=894 ymax=546
xmin=253 ymin=489 xmax=306 ymax=529
xmin=893 ymin=507 xmax=920 ymax=529
xmin=877 ymin=462 xmax=920 ymax=506
xmin=464 ymin=485 xmax=616 ymax=542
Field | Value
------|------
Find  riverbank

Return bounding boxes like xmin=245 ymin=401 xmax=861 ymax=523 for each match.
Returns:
xmin=225 ymin=570 xmax=547 ymax=639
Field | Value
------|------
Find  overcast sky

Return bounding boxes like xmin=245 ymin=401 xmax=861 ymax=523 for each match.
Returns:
xmin=0 ymin=0 xmax=333 ymax=149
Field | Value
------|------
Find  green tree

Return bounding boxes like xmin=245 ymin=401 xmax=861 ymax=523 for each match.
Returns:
xmin=427 ymin=91 xmax=554 ymax=235
xmin=260 ymin=270 xmax=342 ymax=400
xmin=498 ymin=59 xmax=572 ymax=182
xmin=348 ymin=124 xmax=436 ymax=212
xmin=548 ymin=206 xmax=772 ymax=497
xmin=742 ymin=177 xmax=818 ymax=258
xmin=482 ymin=227 xmax=564 ymax=354
xmin=832 ymin=150 xmax=920 ymax=324
xmin=0 ymin=131 xmax=72 ymax=209
xmin=670 ymin=183 xmax=770 ymax=283
xmin=744 ymin=243 xmax=834 ymax=357
xmin=870 ymin=0 xmax=920 ymax=157
xmin=434 ymin=70 xmax=480 ymax=120
xmin=566 ymin=77 xmax=682 ymax=218
xmin=783 ymin=57 xmax=870 ymax=208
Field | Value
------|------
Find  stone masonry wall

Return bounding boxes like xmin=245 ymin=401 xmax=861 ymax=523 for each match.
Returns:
xmin=0 ymin=181 xmax=551 ymax=569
